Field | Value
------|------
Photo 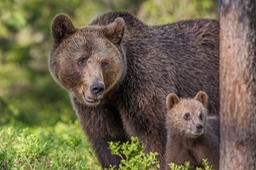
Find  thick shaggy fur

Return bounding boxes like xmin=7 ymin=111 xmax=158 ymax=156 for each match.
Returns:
xmin=165 ymin=91 xmax=220 ymax=170
xmin=49 ymin=11 xmax=219 ymax=169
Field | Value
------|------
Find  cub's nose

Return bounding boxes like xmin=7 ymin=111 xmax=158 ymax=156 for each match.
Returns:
xmin=90 ymin=83 xmax=105 ymax=97
xmin=196 ymin=123 xmax=203 ymax=130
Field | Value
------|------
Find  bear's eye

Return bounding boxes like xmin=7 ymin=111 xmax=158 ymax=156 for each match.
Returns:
xmin=77 ymin=58 xmax=87 ymax=67
xmin=101 ymin=60 xmax=109 ymax=69
xmin=183 ymin=112 xmax=190 ymax=120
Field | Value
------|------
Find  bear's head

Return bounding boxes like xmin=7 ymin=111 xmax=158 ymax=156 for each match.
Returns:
xmin=166 ymin=91 xmax=209 ymax=138
xmin=49 ymin=13 xmax=126 ymax=106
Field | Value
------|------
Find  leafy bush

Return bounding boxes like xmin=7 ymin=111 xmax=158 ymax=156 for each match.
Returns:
xmin=0 ymin=124 xmax=214 ymax=170
xmin=0 ymin=121 xmax=101 ymax=170
xmin=109 ymin=136 xmax=160 ymax=170
xmin=168 ymin=159 xmax=213 ymax=170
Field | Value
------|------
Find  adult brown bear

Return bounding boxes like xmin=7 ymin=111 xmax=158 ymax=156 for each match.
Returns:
xmin=49 ymin=11 xmax=219 ymax=169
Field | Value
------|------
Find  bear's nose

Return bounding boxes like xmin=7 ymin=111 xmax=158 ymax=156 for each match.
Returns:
xmin=196 ymin=123 xmax=203 ymax=130
xmin=90 ymin=83 xmax=105 ymax=97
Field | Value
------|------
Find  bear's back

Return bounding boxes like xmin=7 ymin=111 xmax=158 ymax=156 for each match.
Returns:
xmin=89 ymin=11 xmax=219 ymax=46
xmin=91 ymin=12 xmax=219 ymax=115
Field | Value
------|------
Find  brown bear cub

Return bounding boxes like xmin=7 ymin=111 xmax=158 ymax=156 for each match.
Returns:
xmin=165 ymin=91 xmax=219 ymax=170
xmin=49 ymin=11 xmax=219 ymax=169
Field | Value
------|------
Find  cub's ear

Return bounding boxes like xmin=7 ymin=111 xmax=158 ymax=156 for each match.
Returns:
xmin=102 ymin=17 xmax=125 ymax=44
xmin=194 ymin=91 xmax=208 ymax=107
xmin=51 ymin=13 xmax=76 ymax=44
xmin=166 ymin=93 xmax=180 ymax=110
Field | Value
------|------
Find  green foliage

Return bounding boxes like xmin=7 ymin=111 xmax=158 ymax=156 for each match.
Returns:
xmin=201 ymin=159 xmax=214 ymax=170
xmin=168 ymin=159 xmax=213 ymax=170
xmin=0 ymin=121 xmax=214 ymax=170
xmin=1 ymin=128 xmax=162 ymax=170
xmin=109 ymin=136 xmax=160 ymax=170
xmin=169 ymin=161 xmax=194 ymax=170
xmin=0 ymin=121 xmax=101 ymax=170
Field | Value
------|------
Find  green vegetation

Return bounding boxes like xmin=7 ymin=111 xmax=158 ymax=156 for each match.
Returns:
xmin=0 ymin=121 xmax=101 ymax=170
xmin=0 ymin=129 xmax=213 ymax=170
xmin=169 ymin=159 xmax=213 ymax=170
xmin=0 ymin=0 xmax=217 ymax=169
xmin=109 ymin=137 xmax=160 ymax=169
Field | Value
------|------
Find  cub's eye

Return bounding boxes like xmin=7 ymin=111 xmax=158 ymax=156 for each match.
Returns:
xmin=183 ymin=112 xmax=190 ymax=120
xmin=77 ymin=58 xmax=87 ymax=67
xmin=101 ymin=60 xmax=109 ymax=69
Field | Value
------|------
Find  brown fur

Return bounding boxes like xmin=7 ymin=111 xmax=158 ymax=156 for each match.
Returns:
xmin=49 ymin=11 xmax=219 ymax=169
xmin=165 ymin=91 xmax=219 ymax=170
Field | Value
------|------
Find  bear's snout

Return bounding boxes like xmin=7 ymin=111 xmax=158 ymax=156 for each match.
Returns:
xmin=90 ymin=82 xmax=105 ymax=97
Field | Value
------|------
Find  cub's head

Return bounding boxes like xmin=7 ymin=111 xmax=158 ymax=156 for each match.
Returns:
xmin=166 ymin=91 xmax=208 ymax=138
xmin=49 ymin=13 xmax=126 ymax=106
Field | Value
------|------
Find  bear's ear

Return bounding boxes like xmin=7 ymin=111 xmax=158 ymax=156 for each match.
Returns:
xmin=194 ymin=91 xmax=208 ymax=107
xmin=102 ymin=17 xmax=125 ymax=44
xmin=51 ymin=13 xmax=76 ymax=44
xmin=166 ymin=93 xmax=180 ymax=110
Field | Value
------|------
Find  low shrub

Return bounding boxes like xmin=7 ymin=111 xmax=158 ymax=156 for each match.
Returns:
xmin=0 ymin=121 xmax=100 ymax=170
xmin=0 ymin=124 xmax=213 ymax=170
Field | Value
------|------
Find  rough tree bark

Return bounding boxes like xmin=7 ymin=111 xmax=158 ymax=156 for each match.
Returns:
xmin=219 ymin=0 xmax=256 ymax=170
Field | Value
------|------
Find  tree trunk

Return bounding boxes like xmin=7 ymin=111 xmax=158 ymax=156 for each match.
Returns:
xmin=219 ymin=0 xmax=256 ymax=170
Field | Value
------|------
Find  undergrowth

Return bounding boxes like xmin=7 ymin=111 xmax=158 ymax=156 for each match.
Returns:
xmin=109 ymin=136 xmax=160 ymax=170
xmin=0 ymin=121 xmax=100 ymax=170
xmin=0 ymin=123 xmax=213 ymax=170
xmin=169 ymin=159 xmax=213 ymax=170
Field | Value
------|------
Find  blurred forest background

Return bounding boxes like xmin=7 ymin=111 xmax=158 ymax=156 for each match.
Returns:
xmin=0 ymin=0 xmax=217 ymax=127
